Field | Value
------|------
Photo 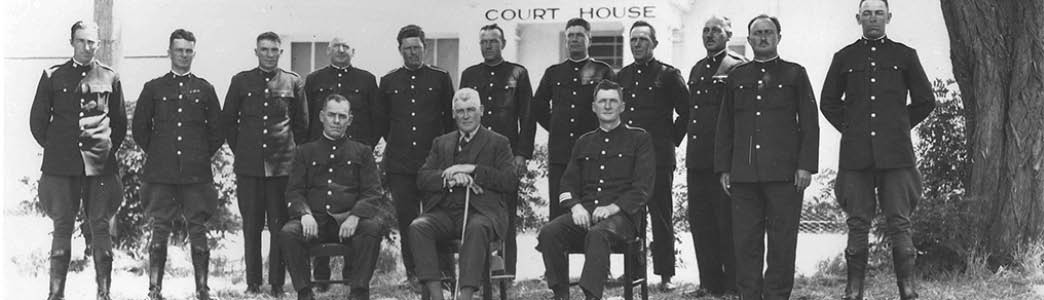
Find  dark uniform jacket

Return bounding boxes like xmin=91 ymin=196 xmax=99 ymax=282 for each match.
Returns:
xmin=532 ymin=58 xmax=616 ymax=165
xmin=821 ymin=37 xmax=935 ymax=170
xmin=286 ymin=135 xmax=384 ymax=221
xmin=305 ymin=65 xmax=380 ymax=146
xmin=376 ymin=64 xmax=455 ymax=175
xmin=687 ymin=50 xmax=747 ymax=170
xmin=30 ymin=59 xmax=127 ymax=176
xmin=221 ymin=67 xmax=309 ymax=177
xmin=714 ymin=58 xmax=820 ymax=183
xmin=459 ymin=61 xmax=536 ymax=159
xmin=618 ymin=58 xmax=689 ymax=167
xmin=559 ymin=125 xmax=655 ymax=227
xmin=132 ymin=72 xmax=222 ymax=184
xmin=417 ymin=127 xmax=515 ymax=238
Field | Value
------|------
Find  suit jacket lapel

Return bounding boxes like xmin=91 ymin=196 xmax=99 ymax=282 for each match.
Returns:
xmin=460 ymin=128 xmax=490 ymax=164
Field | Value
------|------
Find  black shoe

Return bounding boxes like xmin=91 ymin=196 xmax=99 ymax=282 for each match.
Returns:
xmin=894 ymin=248 xmax=920 ymax=300
xmin=94 ymin=250 xmax=113 ymax=300
xmin=47 ymin=249 xmax=71 ymax=300
xmin=271 ymin=286 xmax=285 ymax=298
xmin=844 ymin=249 xmax=868 ymax=300
xmin=190 ymin=249 xmax=211 ymax=300
xmin=244 ymin=285 xmax=262 ymax=295
xmin=296 ymin=288 xmax=314 ymax=300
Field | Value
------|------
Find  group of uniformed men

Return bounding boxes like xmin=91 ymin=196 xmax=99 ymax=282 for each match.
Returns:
xmin=31 ymin=0 xmax=933 ymax=300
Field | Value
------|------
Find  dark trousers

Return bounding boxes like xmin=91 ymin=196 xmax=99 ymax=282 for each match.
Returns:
xmin=537 ymin=212 xmax=636 ymax=297
xmin=687 ymin=168 xmax=736 ymax=293
xmin=388 ymin=173 xmax=424 ymax=277
xmin=731 ymin=182 xmax=802 ymax=300
xmin=408 ymin=207 xmax=496 ymax=289
xmin=548 ymin=163 xmax=568 ymax=220
xmin=648 ymin=168 xmax=674 ymax=277
xmin=236 ymin=175 xmax=288 ymax=288
xmin=39 ymin=174 xmax=121 ymax=257
xmin=279 ymin=215 xmax=382 ymax=292
xmin=144 ymin=182 xmax=217 ymax=253
xmin=505 ymin=184 xmax=519 ymax=276
xmin=837 ymin=168 xmax=921 ymax=256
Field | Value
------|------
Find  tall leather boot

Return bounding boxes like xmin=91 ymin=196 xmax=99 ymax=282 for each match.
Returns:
xmin=147 ymin=244 xmax=167 ymax=300
xmin=894 ymin=248 xmax=919 ymax=300
xmin=191 ymin=248 xmax=212 ymax=300
xmin=843 ymin=249 xmax=867 ymax=300
xmin=47 ymin=249 xmax=71 ymax=300
xmin=94 ymin=250 xmax=113 ymax=300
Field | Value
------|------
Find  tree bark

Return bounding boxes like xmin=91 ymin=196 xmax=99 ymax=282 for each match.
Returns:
xmin=940 ymin=0 xmax=1044 ymax=267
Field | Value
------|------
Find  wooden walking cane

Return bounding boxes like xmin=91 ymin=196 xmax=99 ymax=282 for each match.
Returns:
xmin=452 ymin=186 xmax=472 ymax=300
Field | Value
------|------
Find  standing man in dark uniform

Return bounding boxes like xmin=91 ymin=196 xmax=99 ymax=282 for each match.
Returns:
xmin=533 ymin=18 xmax=616 ymax=220
xmin=616 ymin=20 xmax=689 ymax=290
xmin=375 ymin=24 xmax=455 ymax=283
xmin=221 ymin=31 xmax=308 ymax=296
xmin=821 ymin=1 xmax=935 ymax=299
xmin=537 ymin=80 xmax=655 ymax=300
xmin=458 ymin=23 xmax=536 ymax=278
xmin=30 ymin=20 xmax=127 ymax=300
xmin=409 ymin=88 xmax=516 ymax=300
xmin=303 ymin=36 xmax=380 ymax=291
xmin=686 ymin=15 xmax=746 ymax=297
xmin=715 ymin=15 xmax=819 ymax=300
xmin=279 ymin=94 xmax=386 ymax=300
xmin=133 ymin=29 xmax=222 ymax=300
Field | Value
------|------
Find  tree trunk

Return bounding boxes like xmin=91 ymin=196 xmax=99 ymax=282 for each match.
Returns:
xmin=93 ymin=0 xmax=121 ymax=70
xmin=940 ymin=0 xmax=1044 ymax=267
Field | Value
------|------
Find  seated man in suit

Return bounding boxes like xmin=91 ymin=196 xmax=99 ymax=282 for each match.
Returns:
xmin=409 ymin=88 xmax=515 ymax=300
xmin=279 ymin=94 xmax=385 ymax=300
xmin=537 ymin=80 xmax=656 ymax=300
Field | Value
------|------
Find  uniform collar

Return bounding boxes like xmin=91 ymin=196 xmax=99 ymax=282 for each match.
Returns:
xmin=330 ymin=64 xmax=353 ymax=72
xmin=403 ymin=64 xmax=425 ymax=72
xmin=598 ymin=121 xmax=623 ymax=133
xmin=861 ymin=35 xmax=889 ymax=45
xmin=483 ymin=59 xmax=505 ymax=68
xmin=322 ymin=131 xmax=347 ymax=144
xmin=71 ymin=58 xmax=93 ymax=69
xmin=633 ymin=57 xmax=657 ymax=68
xmin=170 ymin=70 xmax=192 ymax=78
xmin=753 ymin=55 xmax=780 ymax=64
xmin=257 ymin=67 xmax=277 ymax=76
xmin=567 ymin=56 xmax=590 ymax=64
xmin=708 ymin=49 xmax=728 ymax=62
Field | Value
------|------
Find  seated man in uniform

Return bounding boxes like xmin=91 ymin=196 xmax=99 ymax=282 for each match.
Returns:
xmin=409 ymin=88 xmax=515 ymax=300
xmin=537 ymin=80 xmax=656 ymax=300
xmin=279 ymin=94 xmax=385 ymax=300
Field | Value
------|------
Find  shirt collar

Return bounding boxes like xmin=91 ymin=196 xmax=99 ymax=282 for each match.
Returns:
xmin=459 ymin=127 xmax=480 ymax=141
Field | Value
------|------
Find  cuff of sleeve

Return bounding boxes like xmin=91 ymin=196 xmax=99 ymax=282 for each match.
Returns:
xmin=558 ymin=192 xmax=579 ymax=210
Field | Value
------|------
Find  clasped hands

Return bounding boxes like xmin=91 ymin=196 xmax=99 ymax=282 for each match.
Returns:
xmin=442 ymin=164 xmax=484 ymax=194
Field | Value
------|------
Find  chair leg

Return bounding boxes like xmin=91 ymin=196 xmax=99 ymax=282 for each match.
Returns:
xmin=499 ymin=279 xmax=507 ymax=300
xmin=624 ymin=244 xmax=633 ymax=300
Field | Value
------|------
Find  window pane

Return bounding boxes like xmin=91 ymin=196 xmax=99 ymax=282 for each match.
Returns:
xmin=313 ymin=42 xmax=329 ymax=70
xmin=435 ymin=38 xmax=459 ymax=86
xmin=589 ymin=35 xmax=623 ymax=69
xmin=290 ymin=42 xmax=312 ymax=76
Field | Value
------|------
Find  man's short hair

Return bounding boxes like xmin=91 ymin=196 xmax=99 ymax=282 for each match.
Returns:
xmin=630 ymin=20 xmax=657 ymax=43
xmin=593 ymin=79 xmax=623 ymax=98
xmin=397 ymin=24 xmax=426 ymax=46
xmin=859 ymin=0 xmax=889 ymax=9
xmin=709 ymin=15 xmax=734 ymax=35
xmin=256 ymin=31 xmax=281 ymax=44
xmin=747 ymin=14 xmax=782 ymax=35
xmin=323 ymin=93 xmax=351 ymax=111
xmin=169 ymin=29 xmax=196 ymax=47
xmin=453 ymin=88 xmax=481 ymax=107
xmin=480 ymin=24 xmax=506 ymax=42
xmin=70 ymin=20 xmax=98 ymax=39
xmin=565 ymin=18 xmax=591 ymax=32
